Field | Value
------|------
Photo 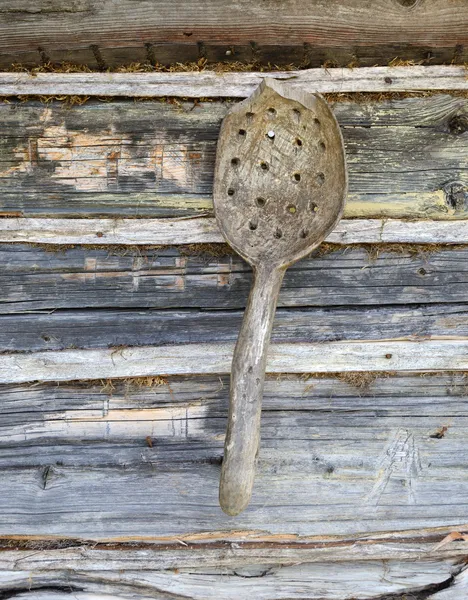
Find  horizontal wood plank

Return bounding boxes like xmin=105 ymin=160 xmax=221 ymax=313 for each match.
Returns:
xmin=2 ymin=304 xmax=468 ymax=352
xmin=1 ymin=244 xmax=467 ymax=314
xmin=0 ymin=373 xmax=467 ymax=542
xmin=0 ymin=94 xmax=466 ymax=219
xmin=3 ymin=217 xmax=468 ymax=245
xmin=0 ymin=560 xmax=464 ymax=600
xmin=0 ymin=0 xmax=467 ymax=68
xmin=2 ymin=340 xmax=468 ymax=383
xmin=1 ymin=66 xmax=468 ymax=97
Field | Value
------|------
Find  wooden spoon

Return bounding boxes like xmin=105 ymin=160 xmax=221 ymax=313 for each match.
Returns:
xmin=213 ymin=78 xmax=348 ymax=515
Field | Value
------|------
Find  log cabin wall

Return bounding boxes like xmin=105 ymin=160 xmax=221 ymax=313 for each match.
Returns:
xmin=0 ymin=2 xmax=468 ymax=599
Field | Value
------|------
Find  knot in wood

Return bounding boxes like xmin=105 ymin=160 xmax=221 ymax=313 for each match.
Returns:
xmin=448 ymin=114 xmax=468 ymax=136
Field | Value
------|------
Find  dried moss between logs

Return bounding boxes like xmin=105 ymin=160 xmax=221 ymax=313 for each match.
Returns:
xmin=1 ymin=57 xmax=467 ymax=106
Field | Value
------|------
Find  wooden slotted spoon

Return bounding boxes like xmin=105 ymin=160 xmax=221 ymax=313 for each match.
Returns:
xmin=213 ymin=78 xmax=348 ymax=515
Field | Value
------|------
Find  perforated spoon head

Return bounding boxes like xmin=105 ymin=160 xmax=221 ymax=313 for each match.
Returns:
xmin=213 ymin=78 xmax=347 ymax=270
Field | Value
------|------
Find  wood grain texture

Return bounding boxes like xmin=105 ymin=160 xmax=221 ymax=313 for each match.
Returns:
xmin=1 ymin=373 xmax=467 ymax=596
xmin=0 ymin=94 xmax=467 ymax=219
xmin=0 ymin=71 xmax=467 ymax=595
xmin=4 ymin=339 xmax=468 ymax=383
xmin=3 ymin=218 xmax=468 ymax=246
xmin=0 ymin=562 xmax=465 ymax=600
xmin=0 ymin=561 xmax=464 ymax=600
xmin=0 ymin=373 xmax=467 ymax=539
xmin=2 ymin=244 xmax=468 ymax=314
xmin=3 ymin=304 xmax=467 ymax=352
xmin=0 ymin=0 xmax=467 ymax=68
xmin=2 ymin=66 xmax=468 ymax=97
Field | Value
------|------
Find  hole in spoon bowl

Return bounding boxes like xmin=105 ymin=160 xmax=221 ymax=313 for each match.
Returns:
xmin=249 ymin=221 xmax=257 ymax=231
xmin=227 ymin=188 xmax=235 ymax=196
xmin=292 ymin=108 xmax=301 ymax=123
xmin=274 ymin=228 xmax=282 ymax=239
xmin=293 ymin=172 xmax=301 ymax=182
xmin=256 ymin=197 xmax=266 ymax=207
xmin=231 ymin=157 xmax=239 ymax=166
xmin=260 ymin=161 xmax=269 ymax=171
xmin=238 ymin=128 xmax=246 ymax=136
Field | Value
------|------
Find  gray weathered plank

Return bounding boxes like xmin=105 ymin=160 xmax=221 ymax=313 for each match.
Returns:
xmin=1 ymin=66 xmax=468 ymax=97
xmin=3 ymin=217 xmax=468 ymax=246
xmin=0 ymin=421 xmax=467 ymax=536
xmin=2 ymin=304 xmax=467 ymax=352
xmin=1 ymin=244 xmax=468 ymax=314
xmin=0 ymin=95 xmax=466 ymax=219
xmin=0 ymin=560 xmax=464 ymax=600
xmin=0 ymin=373 xmax=467 ymax=539
xmin=0 ymin=562 xmax=466 ymax=600
xmin=3 ymin=339 xmax=468 ymax=383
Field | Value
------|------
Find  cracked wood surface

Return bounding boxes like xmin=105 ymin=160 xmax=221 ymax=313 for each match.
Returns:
xmin=0 ymin=562 xmax=465 ymax=600
xmin=0 ymin=95 xmax=467 ymax=219
xmin=1 ymin=66 xmax=468 ymax=97
xmin=2 ymin=244 xmax=468 ymax=314
xmin=3 ymin=217 xmax=468 ymax=246
xmin=0 ymin=373 xmax=468 ymax=538
xmin=0 ymin=0 xmax=467 ymax=68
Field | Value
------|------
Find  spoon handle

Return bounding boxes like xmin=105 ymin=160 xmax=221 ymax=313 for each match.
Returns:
xmin=219 ymin=264 xmax=285 ymax=516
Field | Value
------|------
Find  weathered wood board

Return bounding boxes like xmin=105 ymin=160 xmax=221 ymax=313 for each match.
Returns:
xmin=2 ymin=304 xmax=468 ymax=352
xmin=5 ymin=217 xmax=468 ymax=246
xmin=1 ymin=373 xmax=468 ymax=537
xmin=2 ymin=66 xmax=468 ymax=96
xmin=0 ymin=94 xmax=467 ymax=219
xmin=0 ymin=560 xmax=465 ymax=600
xmin=0 ymin=0 xmax=467 ymax=68
xmin=2 ymin=244 xmax=468 ymax=313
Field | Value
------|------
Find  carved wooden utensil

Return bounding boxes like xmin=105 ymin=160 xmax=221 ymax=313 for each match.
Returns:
xmin=213 ymin=78 xmax=348 ymax=515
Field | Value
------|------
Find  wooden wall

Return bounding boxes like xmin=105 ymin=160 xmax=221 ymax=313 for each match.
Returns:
xmin=0 ymin=88 xmax=467 ymax=598
xmin=0 ymin=0 xmax=468 ymax=68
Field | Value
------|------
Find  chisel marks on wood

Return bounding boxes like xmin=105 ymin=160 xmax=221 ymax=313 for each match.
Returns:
xmin=367 ymin=429 xmax=422 ymax=506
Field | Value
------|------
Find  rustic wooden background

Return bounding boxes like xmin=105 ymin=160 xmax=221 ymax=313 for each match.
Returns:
xmin=1 ymin=1 xmax=468 ymax=597
xmin=0 ymin=91 xmax=467 ymax=599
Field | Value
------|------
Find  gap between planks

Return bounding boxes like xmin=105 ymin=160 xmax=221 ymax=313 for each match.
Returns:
xmin=0 ymin=66 xmax=467 ymax=97
xmin=2 ymin=340 xmax=468 ymax=383
xmin=1 ymin=218 xmax=468 ymax=245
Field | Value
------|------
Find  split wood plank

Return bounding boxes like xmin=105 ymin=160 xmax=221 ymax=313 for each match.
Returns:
xmin=1 ymin=66 xmax=467 ymax=97
xmin=2 ymin=340 xmax=468 ymax=383
xmin=2 ymin=217 xmax=468 ymax=245
xmin=2 ymin=529 xmax=468 ymax=568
